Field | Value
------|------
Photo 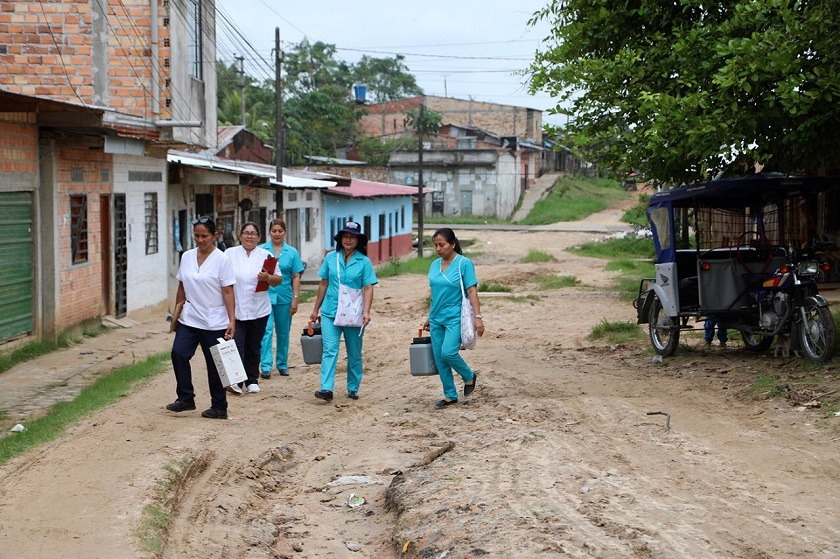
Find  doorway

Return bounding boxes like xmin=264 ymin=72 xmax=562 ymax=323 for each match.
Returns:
xmin=113 ymin=193 xmax=127 ymax=318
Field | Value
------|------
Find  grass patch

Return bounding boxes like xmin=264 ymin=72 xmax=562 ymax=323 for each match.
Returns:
xmin=478 ymin=281 xmax=511 ymax=293
xmin=376 ymin=254 xmax=439 ymax=278
xmin=621 ymin=193 xmax=651 ymax=227
xmin=750 ymin=374 xmax=788 ymax=400
xmin=518 ymin=175 xmax=629 ymax=225
xmin=83 ymin=324 xmax=109 ymax=338
xmin=135 ymin=460 xmax=187 ymax=556
xmin=534 ymin=275 xmax=580 ymax=289
xmin=299 ymin=289 xmax=317 ymax=304
xmin=587 ymin=319 xmax=645 ymax=344
xmin=0 ymin=352 xmax=170 ymax=466
xmin=0 ymin=333 xmax=75 ymax=375
xmin=605 ymin=258 xmax=654 ymax=274
xmin=568 ymin=236 xmax=655 ymax=260
xmin=521 ymin=249 xmax=557 ymax=263
xmin=509 ymin=294 xmax=541 ymax=303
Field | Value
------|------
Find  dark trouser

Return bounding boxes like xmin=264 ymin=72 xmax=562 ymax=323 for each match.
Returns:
xmin=171 ymin=324 xmax=228 ymax=411
xmin=235 ymin=315 xmax=269 ymax=386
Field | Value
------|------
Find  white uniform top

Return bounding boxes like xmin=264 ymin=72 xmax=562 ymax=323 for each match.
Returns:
xmin=226 ymin=245 xmax=278 ymax=321
xmin=177 ymin=247 xmax=236 ymax=330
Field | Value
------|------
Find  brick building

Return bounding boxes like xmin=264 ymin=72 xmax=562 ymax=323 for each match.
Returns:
xmin=0 ymin=0 xmax=217 ymax=343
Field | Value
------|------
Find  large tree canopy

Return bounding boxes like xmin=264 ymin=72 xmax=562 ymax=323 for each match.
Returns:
xmin=530 ymin=0 xmax=840 ymax=184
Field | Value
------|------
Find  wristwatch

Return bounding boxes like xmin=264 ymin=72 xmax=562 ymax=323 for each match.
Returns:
xmin=475 ymin=314 xmax=482 ymax=319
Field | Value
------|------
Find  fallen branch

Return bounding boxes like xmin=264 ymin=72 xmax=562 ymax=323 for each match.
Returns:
xmin=412 ymin=441 xmax=455 ymax=468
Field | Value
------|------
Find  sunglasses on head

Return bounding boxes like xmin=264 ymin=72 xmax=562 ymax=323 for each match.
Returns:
xmin=192 ymin=216 xmax=213 ymax=225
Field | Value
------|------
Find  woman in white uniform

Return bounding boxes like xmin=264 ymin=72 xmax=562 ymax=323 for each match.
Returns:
xmin=167 ymin=216 xmax=236 ymax=419
xmin=226 ymin=222 xmax=280 ymax=394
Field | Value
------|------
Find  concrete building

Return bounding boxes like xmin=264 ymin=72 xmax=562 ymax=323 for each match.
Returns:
xmin=0 ymin=0 xmax=217 ymax=343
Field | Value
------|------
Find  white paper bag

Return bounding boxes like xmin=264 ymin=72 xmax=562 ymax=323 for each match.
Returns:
xmin=209 ymin=337 xmax=247 ymax=387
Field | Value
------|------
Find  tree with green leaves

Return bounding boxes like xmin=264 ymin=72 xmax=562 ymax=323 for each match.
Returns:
xmin=530 ymin=0 xmax=840 ymax=185
xmin=352 ymin=55 xmax=423 ymax=103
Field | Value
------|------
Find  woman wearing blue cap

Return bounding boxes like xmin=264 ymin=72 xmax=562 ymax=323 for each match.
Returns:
xmin=309 ymin=221 xmax=378 ymax=402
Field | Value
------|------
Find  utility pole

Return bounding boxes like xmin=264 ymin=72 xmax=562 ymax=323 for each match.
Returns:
xmin=417 ymin=102 xmax=425 ymax=257
xmin=274 ymin=28 xmax=284 ymax=214
xmin=235 ymin=54 xmax=245 ymax=126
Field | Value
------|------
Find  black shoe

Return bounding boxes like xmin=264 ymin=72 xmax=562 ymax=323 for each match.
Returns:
xmin=435 ymin=398 xmax=458 ymax=409
xmin=348 ymin=390 xmax=359 ymax=400
xmin=314 ymin=390 xmax=333 ymax=402
xmin=201 ymin=408 xmax=228 ymax=419
xmin=464 ymin=372 xmax=478 ymax=396
xmin=260 ymin=371 xmax=271 ymax=380
xmin=278 ymin=369 xmax=290 ymax=377
xmin=166 ymin=400 xmax=196 ymax=412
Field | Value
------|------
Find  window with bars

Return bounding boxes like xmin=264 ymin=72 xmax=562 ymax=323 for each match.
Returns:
xmin=186 ymin=0 xmax=202 ymax=79
xmin=70 ymin=195 xmax=88 ymax=264
xmin=145 ymin=192 xmax=159 ymax=254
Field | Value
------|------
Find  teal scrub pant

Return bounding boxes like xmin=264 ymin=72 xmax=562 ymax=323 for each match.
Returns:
xmin=319 ymin=315 xmax=365 ymax=393
xmin=430 ymin=319 xmax=475 ymax=401
xmin=260 ymin=303 xmax=292 ymax=373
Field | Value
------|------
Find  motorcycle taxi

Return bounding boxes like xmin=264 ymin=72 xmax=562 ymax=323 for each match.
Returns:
xmin=634 ymin=175 xmax=837 ymax=364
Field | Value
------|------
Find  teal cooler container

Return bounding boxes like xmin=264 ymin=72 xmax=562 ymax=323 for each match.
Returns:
xmin=409 ymin=329 xmax=438 ymax=376
xmin=300 ymin=321 xmax=323 ymax=365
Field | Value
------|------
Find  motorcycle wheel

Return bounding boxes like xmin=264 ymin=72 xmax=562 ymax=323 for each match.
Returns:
xmin=798 ymin=302 xmax=836 ymax=364
xmin=649 ymin=296 xmax=680 ymax=356
xmin=741 ymin=332 xmax=774 ymax=352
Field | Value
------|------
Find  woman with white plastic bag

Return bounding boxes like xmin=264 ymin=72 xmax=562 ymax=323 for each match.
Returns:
xmin=309 ymin=221 xmax=377 ymax=402
xmin=422 ymin=228 xmax=484 ymax=409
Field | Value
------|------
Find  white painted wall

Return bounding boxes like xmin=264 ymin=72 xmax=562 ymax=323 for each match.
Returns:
xmin=112 ymin=154 xmax=169 ymax=313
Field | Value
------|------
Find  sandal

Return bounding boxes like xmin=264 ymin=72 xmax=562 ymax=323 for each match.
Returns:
xmin=435 ymin=398 xmax=458 ymax=409
xmin=464 ymin=372 xmax=478 ymax=396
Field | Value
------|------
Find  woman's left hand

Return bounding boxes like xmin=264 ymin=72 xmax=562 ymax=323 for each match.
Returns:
xmin=362 ymin=312 xmax=371 ymax=327
xmin=257 ymin=271 xmax=269 ymax=283
xmin=475 ymin=317 xmax=485 ymax=337
xmin=225 ymin=321 xmax=235 ymax=340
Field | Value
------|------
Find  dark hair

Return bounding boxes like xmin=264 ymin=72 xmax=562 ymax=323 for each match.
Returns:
xmin=192 ymin=215 xmax=217 ymax=235
xmin=335 ymin=232 xmax=368 ymax=256
xmin=268 ymin=218 xmax=287 ymax=231
xmin=239 ymin=221 xmax=260 ymax=236
xmin=433 ymin=227 xmax=463 ymax=254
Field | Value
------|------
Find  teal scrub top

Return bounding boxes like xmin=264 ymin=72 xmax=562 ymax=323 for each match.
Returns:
xmin=429 ymin=254 xmax=477 ymax=325
xmin=260 ymin=241 xmax=305 ymax=305
xmin=317 ymin=250 xmax=378 ymax=318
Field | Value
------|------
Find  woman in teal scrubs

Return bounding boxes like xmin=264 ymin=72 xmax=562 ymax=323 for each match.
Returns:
xmin=423 ymin=228 xmax=484 ymax=409
xmin=309 ymin=221 xmax=378 ymax=402
xmin=259 ymin=218 xmax=305 ymax=378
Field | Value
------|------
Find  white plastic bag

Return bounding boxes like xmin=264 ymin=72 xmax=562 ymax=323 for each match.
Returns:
xmin=459 ymin=259 xmax=477 ymax=350
xmin=333 ymin=252 xmax=364 ymax=327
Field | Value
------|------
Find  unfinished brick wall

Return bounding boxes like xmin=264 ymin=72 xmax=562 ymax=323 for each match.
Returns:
xmin=358 ymin=96 xmax=543 ymax=141
xmin=0 ymin=0 xmax=165 ymax=119
xmin=0 ymin=114 xmax=38 ymax=178
xmin=55 ymin=145 xmax=112 ymax=329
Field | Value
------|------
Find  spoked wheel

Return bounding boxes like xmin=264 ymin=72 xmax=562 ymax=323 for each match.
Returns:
xmin=798 ymin=302 xmax=836 ymax=364
xmin=741 ymin=332 xmax=774 ymax=352
xmin=649 ymin=296 xmax=680 ymax=356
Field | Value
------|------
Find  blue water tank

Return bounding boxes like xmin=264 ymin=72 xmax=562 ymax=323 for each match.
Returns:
xmin=353 ymin=84 xmax=367 ymax=104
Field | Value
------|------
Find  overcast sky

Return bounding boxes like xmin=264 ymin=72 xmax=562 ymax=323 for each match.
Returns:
xmin=213 ymin=0 xmax=562 ymax=125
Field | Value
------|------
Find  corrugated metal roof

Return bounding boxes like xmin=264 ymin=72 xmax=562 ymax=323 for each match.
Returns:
xmin=325 ymin=179 xmax=428 ymax=199
xmin=167 ymin=150 xmax=336 ymax=188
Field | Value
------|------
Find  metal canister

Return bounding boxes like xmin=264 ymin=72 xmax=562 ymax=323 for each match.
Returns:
xmin=300 ymin=321 xmax=323 ymax=365
xmin=410 ymin=328 xmax=438 ymax=376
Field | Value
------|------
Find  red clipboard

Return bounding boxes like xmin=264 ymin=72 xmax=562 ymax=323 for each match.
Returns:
xmin=255 ymin=256 xmax=278 ymax=292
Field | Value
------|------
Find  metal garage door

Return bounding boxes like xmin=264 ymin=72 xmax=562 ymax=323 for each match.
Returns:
xmin=0 ymin=192 xmax=34 ymax=341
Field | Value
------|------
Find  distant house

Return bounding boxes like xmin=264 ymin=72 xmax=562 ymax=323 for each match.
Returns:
xmin=358 ymin=96 xmax=545 ymax=218
xmin=322 ymin=180 xmax=416 ymax=266
xmin=213 ymin=125 xmax=273 ymax=164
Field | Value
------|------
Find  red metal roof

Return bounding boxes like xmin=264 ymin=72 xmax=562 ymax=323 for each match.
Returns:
xmin=326 ymin=179 xmax=418 ymax=199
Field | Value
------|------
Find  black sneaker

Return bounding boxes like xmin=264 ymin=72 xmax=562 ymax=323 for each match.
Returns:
xmin=314 ymin=390 xmax=333 ymax=402
xmin=201 ymin=408 xmax=228 ymax=419
xmin=278 ymin=369 xmax=290 ymax=377
xmin=260 ymin=371 xmax=271 ymax=380
xmin=347 ymin=390 xmax=359 ymax=400
xmin=166 ymin=400 xmax=196 ymax=412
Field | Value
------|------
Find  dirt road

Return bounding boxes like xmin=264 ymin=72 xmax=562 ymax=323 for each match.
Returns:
xmin=0 ymin=207 xmax=838 ymax=558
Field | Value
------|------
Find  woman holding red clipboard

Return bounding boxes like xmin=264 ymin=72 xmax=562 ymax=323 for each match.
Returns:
xmin=226 ymin=222 xmax=281 ymax=394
